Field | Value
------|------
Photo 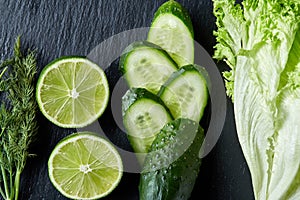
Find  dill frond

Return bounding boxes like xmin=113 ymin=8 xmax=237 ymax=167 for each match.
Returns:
xmin=0 ymin=36 xmax=38 ymax=200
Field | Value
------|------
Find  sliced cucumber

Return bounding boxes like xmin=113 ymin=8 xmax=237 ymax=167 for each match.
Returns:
xmin=158 ymin=64 xmax=208 ymax=123
xmin=122 ymin=88 xmax=173 ymax=155
xmin=148 ymin=0 xmax=194 ymax=67
xmin=120 ymin=41 xmax=178 ymax=94
xmin=139 ymin=118 xmax=204 ymax=200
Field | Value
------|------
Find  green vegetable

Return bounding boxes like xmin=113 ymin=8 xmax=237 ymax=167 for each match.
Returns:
xmin=119 ymin=41 xmax=178 ymax=94
xmin=148 ymin=0 xmax=194 ymax=67
xmin=0 ymin=37 xmax=38 ymax=200
xmin=158 ymin=64 xmax=208 ymax=123
xmin=122 ymin=88 xmax=173 ymax=157
xmin=213 ymin=0 xmax=300 ymax=199
xmin=139 ymin=118 xmax=204 ymax=200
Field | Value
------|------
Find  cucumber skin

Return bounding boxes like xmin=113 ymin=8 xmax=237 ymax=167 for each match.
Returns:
xmin=139 ymin=118 xmax=204 ymax=200
xmin=158 ymin=64 xmax=209 ymax=91
xmin=151 ymin=0 xmax=194 ymax=38
xmin=158 ymin=64 xmax=209 ymax=122
xmin=122 ymin=87 xmax=172 ymax=116
xmin=122 ymin=88 xmax=174 ymax=155
xmin=119 ymin=41 xmax=178 ymax=75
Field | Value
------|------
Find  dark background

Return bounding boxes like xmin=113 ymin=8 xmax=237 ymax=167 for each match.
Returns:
xmin=0 ymin=0 xmax=254 ymax=199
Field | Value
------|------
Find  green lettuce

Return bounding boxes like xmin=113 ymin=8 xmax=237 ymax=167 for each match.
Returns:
xmin=213 ymin=0 xmax=300 ymax=199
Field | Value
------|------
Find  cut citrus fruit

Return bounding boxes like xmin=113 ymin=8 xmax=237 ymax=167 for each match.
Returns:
xmin=36 ymin=56 xmax=109 ymax=128
xmin=48 ymin=132 xmax=123 ymax=200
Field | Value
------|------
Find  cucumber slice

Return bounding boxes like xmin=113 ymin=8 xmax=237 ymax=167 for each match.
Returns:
xmin=148 ymin=0 xmax=194 ymax=67
xmin=158 ymin=64 xmax=208 ymax=123
xmin=139 ymin=118 xmax=204 ymax=200
xmin=120 ymin=41 xmax=178 ymax=94
xmin=122 ymin=88 xmax=173 ymax=154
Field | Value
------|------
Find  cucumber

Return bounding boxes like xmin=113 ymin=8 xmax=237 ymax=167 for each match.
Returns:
xmin=122 ymin=88 xmax=173 ymax=155
xmin=158 ymin=64 xmax=208 ymax=123
xmin=139 ymin=118 xmax=204 ymax=200
xmin=120 ymin=41 xmax=178 ymax=94
xmin=148 ymin=0 xmax=194 ymax=67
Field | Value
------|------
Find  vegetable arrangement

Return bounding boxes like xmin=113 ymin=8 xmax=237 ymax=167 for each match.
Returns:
xmin=0 ymin=37 xmax=38 ymax=200
xmin=120 ymin=1 xmax=208 ymax=199
xmin=0 ymin=1 xmax=209 ymax=199
xmin=213 ymin=0 xmax=300 ymax=199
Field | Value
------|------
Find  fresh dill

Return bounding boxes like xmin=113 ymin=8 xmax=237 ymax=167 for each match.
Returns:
xmin=0 ymin=36 xmax=38 ymax=200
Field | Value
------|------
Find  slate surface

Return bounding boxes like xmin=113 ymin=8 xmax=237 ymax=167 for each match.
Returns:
xmin=0 ymin=0 xmax=254 ymax=199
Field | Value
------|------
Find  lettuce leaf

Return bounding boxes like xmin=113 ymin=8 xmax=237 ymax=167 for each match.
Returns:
xmin=213 ymin=0 xmax=300 ymax=199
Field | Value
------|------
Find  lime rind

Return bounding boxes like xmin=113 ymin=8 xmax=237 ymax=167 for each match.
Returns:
xmin=36 ymin=57 xmax=109 ymax=128
xmin=48 ymin=132 xmax=123 ymax=200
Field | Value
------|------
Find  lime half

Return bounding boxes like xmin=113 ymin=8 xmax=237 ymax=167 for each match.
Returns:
xmin=48 ymin=132 xmax=123 ymax=199
xmin=36 ymin=56 xmax=109 ymax=128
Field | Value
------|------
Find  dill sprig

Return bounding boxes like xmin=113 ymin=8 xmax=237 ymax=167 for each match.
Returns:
xmin=0 ymin=36 xmax=38 ymax=200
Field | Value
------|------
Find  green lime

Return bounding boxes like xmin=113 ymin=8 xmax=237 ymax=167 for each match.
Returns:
xmin=36 ymin=56 xmax=109 ymax=128
xmin=48 ymin=132 xmax=123 ymax=199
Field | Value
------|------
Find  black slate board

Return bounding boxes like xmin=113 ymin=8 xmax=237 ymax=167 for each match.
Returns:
xmin=0 ymin=0 xmax=254 ymax=199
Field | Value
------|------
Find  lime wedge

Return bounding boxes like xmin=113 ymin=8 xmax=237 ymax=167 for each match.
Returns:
xmin=36 ymin=56 xmax=109 ymax=128
xmin=48 ymin=132 xmax=123 ymax=200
